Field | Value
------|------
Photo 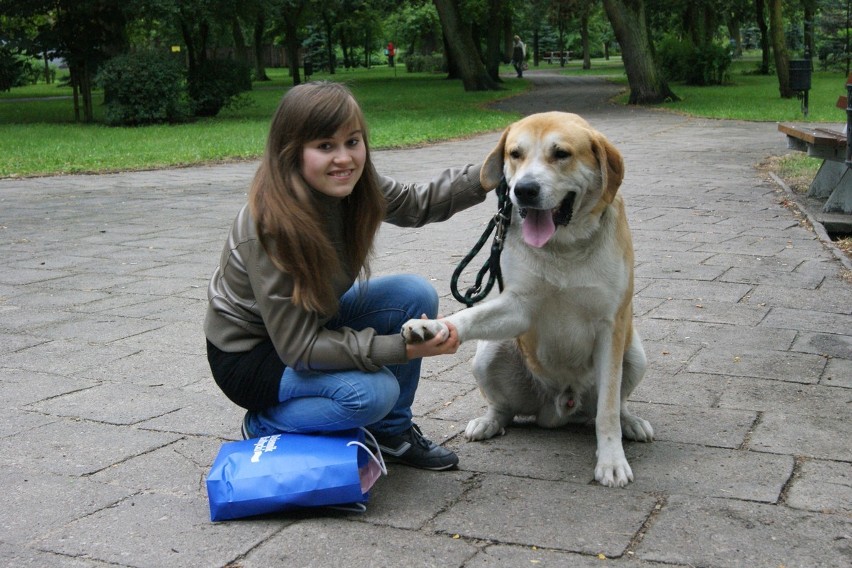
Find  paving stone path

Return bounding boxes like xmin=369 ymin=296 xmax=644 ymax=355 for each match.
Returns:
xmin=1 ymin=71 xmax=850 ymax=567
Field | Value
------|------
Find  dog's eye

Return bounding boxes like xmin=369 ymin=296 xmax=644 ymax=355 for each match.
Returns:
xmin=554 ymin=149 xmax=572 ymax=160
xmin=509 ymin=149 xmax=522 ymax=160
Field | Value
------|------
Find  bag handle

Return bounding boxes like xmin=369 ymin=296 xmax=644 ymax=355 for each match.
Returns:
xmin=347 ymin=428 xmax=388 ymax=475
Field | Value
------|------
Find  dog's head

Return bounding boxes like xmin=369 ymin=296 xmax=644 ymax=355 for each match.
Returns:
xmin=481 ymin=112 xmax=624 ymax=248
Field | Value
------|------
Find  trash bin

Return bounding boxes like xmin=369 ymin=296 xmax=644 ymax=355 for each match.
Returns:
xmin=789 ymin=59 xmax=811 ymax=92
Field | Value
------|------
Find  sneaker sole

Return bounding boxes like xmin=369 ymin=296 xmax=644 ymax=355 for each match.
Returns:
xmin=381 ymin=453 xmax=459 ymax=471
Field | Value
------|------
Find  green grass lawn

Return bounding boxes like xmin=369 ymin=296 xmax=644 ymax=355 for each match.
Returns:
xmin=1 ymin=58 xmax=848 ymax=178
xmin=0 ymin=67 xmax=528 ymax=178
xmin=657 ymin=60 xmax=846 ymax=123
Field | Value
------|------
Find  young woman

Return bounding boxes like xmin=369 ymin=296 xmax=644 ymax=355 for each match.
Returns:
xmin=205 ymin=81 xmax=492 ymax=471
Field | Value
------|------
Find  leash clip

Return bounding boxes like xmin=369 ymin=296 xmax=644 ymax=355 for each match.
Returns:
xmin=494 ymin=211 xmax=509 ymax=243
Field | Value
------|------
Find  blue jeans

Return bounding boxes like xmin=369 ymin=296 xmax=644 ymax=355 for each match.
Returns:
xmin=245 ymin=274 xmax=439 ymax=438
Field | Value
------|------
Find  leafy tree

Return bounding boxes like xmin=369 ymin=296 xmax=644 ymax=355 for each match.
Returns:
xmin=0 ymin=0 xmax=129 ymax=122
xmin=768 ymin=0 xmax=793 ymax=97
xmin=433 ymin=0 xmax=500 ymax=90
xmin=754 ymin=0 xmax=772 ymax=74
xmin=603 ymin=0 xmax=680 ymax=103
xmin=816 ymin=0 xmax=851 ymax=73
xmin=548 ymin=0 xmax=574 ymax=66
xmin=384 ymin=1 xmax=443 ymax=56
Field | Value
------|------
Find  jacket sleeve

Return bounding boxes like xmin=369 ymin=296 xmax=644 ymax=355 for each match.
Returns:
xmin=381 ymin=163 xmax=487 ymax=227
xmin=249 ymin=240 xmax=408 ymax=372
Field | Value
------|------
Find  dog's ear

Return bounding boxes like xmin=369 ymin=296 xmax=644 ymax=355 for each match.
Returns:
xmin=480 ymin=126 xmax=510 ymax=190
xmin=593 ymin=134 xmax=624 ymax=203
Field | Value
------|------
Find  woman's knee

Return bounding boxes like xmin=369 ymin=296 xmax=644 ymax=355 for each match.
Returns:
xmin=350 ymin=369 xmax=399 ymax=423
xmin=395 ymin=274 xmax=439 ymax=318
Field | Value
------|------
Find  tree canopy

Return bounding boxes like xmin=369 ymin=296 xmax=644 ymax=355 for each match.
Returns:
xmin=1 ymin=0 xmax=848 ymax=120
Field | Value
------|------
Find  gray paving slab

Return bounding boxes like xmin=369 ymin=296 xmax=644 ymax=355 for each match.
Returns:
xmin=1 ymin=72 xmax=850 ymax=567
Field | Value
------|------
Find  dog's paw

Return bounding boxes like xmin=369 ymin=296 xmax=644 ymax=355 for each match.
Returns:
xmin=401 ymin=319 xmax=448 ymax=344
xmin=622 ymin=414 xmax=654 ymax=442
xmin=594 ymin=447 xmax=634 ymax=488
xmin=464 ymin=417 xmax=505 ymax=441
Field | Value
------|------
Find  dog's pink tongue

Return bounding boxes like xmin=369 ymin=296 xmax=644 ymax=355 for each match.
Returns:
xmin=522 ymin=209 xmax=555 ymax=248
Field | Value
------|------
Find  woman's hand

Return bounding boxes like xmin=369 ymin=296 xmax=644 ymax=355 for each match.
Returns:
xmin=405 ymin=315 xmax=460 ymax=359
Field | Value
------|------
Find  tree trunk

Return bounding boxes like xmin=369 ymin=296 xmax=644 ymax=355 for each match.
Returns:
xmin=232 ymin=18 xmax=249 ymax=64
xmin=433 ymin=0 xmax=500 ymax=91
xmin=802 ymin=0 xmax=816 ymax=59
xmin=754 ymin=0 xmax=770 ymax=74
xmin=768 ymin=0 xmax=793 ymax=97
xmin=322 ymin=14 xmax=337 ymax=74
xmin=253 ymin=13 xmax=269 ymax=81
xmin=484 ymin=0 xmax=504 ymax=82
xmin=282 ymin=2 xmax=306 ymax=86
xmin=70 ymin=64 xmax=80 ymax=122
xmin=82 ymin=60 xmax=93 ymax=122
xmin=364 ymin=27 xmax=371 ymax=69
xmin=580 ymin=6 xmax=591 ymax=70
xmin=602 ymin=0 xmax=679 ymax=104
xmin=42 ymin=51 xmax=51 ymax=84
xmin=340 ymin=29 xmax=351 ymax=69
xmin=503 ymin=16 xmax=513 ymax=63
xmin=442 ymin=33 xmax=462 ymax=79
xmin=533 ymin=28 xmax=540 ymax=66
xmin=726 ymin=17 xmax=743 ymax=58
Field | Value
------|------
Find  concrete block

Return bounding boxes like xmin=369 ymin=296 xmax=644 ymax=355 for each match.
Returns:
xmin=686 ymin=348 xmax=826 ymax=383
xmin=785 ymin=458 xmax=852 ymax=514
xmin=429 ymin=474 xmax=658 ymax=557
xmin=750 ymin=411 xmax=852 ymax=461
xmin=0 ymin=418 xmax=180 ymax=476
xmin=638 ymin=495 xmax=852 ymax=567
xmin=35 ymin=492 xmax=284 ymax=567
xmin=361 ymin=468 xmax=475 ymax=530
xmin=242 ymin=518 xmax=478 ymax=568
xmin=0 ymin=471 xmax=129 ymax=543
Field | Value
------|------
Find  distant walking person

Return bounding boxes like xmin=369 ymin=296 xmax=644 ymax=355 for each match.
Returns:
xmin=386 ymin=42 xmax=395 ymax=67
xmin=512 ymin=35 xmax=526 ymax=78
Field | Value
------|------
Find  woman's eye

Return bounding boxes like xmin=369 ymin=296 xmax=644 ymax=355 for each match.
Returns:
xmin=347 ymin=138 xmax=361 ymax=147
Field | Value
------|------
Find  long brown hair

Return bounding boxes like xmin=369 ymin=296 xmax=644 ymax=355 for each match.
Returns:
xmin=249 ymin=81 xmax=384 ymax=315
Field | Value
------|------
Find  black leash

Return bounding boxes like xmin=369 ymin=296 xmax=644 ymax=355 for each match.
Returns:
xmin=450 ymin=178 xmax=512 ymax=307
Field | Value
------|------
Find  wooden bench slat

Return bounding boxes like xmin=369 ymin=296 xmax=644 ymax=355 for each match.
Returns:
xmin=778 ymin=123 xmax=846 ymax=147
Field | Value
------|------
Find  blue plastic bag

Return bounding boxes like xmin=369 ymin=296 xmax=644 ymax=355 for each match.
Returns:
xmin=206 ymin=428 xmax=385 ymax=521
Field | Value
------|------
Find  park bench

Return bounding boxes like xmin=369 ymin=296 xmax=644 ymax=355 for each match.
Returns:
xmin=541 ymin=51 xmax=570 ymax=64
xmin=777 ymin=72 xmax=852 ymax=216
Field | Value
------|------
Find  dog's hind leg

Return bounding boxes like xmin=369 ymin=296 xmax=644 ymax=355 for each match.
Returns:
xmin=465 ymin=340 xmax=531 ymax=441
xmin=620 ymin=329 xmax=654 ymax=442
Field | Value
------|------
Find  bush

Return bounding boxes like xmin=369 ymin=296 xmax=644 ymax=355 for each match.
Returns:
xmin=187 ymin=58 xmax=252 ymax=117
xmin=97 ymin=51 xmax=191 ymax=126
xmin=0 ymin=47 xmax=38 ymax=91
xmin=402 ymin=53 xmax=445 ymax=73
xmin=657 ymin=36 xmax=732 ymax=86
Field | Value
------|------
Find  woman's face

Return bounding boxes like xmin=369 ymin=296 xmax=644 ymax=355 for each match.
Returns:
xmin=301 ymin=119 xmax=366 ymax=199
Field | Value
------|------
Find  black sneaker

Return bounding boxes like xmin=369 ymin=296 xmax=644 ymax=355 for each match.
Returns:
xmin=369 ymin=424 xmax=458 ymax=471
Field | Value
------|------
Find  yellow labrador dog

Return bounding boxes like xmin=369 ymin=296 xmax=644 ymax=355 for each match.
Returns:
xmin=403 ymin=111 xmax=653 ymax=487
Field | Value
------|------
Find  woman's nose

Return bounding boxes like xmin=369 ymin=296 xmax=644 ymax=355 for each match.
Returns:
xmin=332 ymin=147 xmax=353 ymax=163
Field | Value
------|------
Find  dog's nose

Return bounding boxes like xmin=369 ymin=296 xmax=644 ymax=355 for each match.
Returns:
xmin=513 ymin=180 xmax=540 ymax=205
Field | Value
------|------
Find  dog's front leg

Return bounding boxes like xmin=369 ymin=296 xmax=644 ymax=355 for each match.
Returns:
xmin=402 ymin=292 xmax=530 ymax=345
xmin=592 ymin=323 xmax=633 ymax=488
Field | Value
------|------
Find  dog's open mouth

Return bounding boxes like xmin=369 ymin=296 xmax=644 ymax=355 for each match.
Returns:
xmin=518 ymin=193 xmax=575 ymax=248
